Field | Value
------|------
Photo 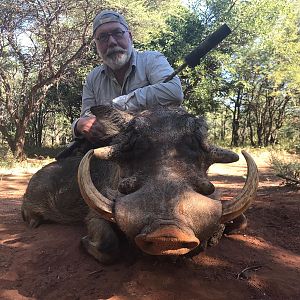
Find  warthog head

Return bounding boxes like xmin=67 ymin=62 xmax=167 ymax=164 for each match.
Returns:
xmin=78 ymin=106 xmax=258 ymax=256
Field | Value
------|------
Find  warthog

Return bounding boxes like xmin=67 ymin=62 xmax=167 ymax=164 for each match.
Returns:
xmin=22 ymin=106 xmax=258 ymax=263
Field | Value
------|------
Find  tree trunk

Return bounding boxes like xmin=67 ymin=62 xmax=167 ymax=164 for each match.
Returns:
xmin=231 ymin=120 xmax=239 ymax=146
xmin=257 ymin=125 xmax=263 ymax=147
xmin=248 ymin=119 xmax=255 ymax=146
xmin=13 ymin=127 xmax=27 ymax=160
xmin=220 ymin=112 xmax=226 ymax=140
xmin=231 ymin=87 xmax=242 ymax=147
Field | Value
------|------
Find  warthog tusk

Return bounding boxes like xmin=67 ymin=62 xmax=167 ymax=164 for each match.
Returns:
xmin=78 ymin=149 xmax=116 ymax=223
xmin=220 ymin=151 xmax=259 ymax=223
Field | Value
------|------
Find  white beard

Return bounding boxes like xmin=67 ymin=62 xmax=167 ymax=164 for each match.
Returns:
xmin=101 ymin=45 xmax=133 ymax=70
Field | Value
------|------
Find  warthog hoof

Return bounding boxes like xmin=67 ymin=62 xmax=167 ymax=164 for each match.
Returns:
xmin=224 ymin=213 xmax=248 ymax=235
xmin=80 ymin=236 xmax=120 ymax=264
xmin=207 ymin=224 xmax=226 ymax=247
xmin=21 ymin=206 xmax=43 ymax=228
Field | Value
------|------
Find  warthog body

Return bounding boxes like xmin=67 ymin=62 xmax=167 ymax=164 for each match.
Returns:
xmin=22 ymin=106 xmax=258 ymax=263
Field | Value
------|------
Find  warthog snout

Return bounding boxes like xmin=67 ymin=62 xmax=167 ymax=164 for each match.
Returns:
xmin=135 ymin=226 xmax=200 ymax=255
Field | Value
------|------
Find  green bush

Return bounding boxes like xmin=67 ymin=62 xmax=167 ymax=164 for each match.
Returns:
xmin=270 ymin=152 xmax=300 ymax=186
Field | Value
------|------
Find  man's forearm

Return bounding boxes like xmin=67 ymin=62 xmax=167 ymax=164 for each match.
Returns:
xmin=72 ymin=118 xmax=81 ymax=138
xmin=112 ymin=76 xmax=183 ymax=111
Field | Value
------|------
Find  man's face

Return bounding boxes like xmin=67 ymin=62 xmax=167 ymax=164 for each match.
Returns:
xmin=94 ymin=22 xmax=133 ymax=71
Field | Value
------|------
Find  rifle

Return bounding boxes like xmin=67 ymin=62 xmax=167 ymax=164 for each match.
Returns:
xmin=164 ymin=24 xmax=231 ymax=82
xmin=56 ymin=24 xmax=232 ymax=160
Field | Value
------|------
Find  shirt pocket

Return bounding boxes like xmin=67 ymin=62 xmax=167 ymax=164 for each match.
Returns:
xmin=127 ymin=80 xmax=149 ymax=93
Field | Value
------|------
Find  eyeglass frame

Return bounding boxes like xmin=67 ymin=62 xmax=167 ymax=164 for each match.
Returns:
xmin=95 ymin=30 xmax=128 ymax=43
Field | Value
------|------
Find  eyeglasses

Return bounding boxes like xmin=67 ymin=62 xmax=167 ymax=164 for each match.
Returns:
xmin=95 ymin=30 xmax=128 ymax=43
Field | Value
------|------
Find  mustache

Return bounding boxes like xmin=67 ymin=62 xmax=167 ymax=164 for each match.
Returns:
xmin=106 ymin=47 xmax=127 ymax=57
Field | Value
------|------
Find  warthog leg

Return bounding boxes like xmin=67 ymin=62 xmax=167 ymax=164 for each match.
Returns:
xmin=183 ymin=224 xmax=226 ymax=258
xmin=82 ymin=212 xmax=121 ymax=264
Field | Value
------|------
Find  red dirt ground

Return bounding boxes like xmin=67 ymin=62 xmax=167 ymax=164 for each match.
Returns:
xmin=0 ymin=152 xmax=299 ymax=300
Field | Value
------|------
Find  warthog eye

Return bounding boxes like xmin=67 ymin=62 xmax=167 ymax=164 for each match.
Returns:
xmin=118 ymin=176 xmax=141 ymax=194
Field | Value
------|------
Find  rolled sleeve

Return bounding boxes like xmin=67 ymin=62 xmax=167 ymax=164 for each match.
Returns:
xmin=81 ymin=73 xmax=97 ymax=117
xmin=72 ymin=74 xmax=96 ymax=138
xmin=125 ymin=52 xmax=184 ymax=111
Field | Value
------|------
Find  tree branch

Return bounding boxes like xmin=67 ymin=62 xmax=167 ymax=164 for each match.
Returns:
xmin=277 ymin=174 xmax=300 ymax=184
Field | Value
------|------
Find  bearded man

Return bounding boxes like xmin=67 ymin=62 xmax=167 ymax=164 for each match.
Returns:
xmin=73 ymin=10 xmax=184 ymax=143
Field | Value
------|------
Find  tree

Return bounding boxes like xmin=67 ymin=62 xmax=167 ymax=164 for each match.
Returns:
xmin=227 ymin=0 xmax=300 ymax=146
xmin=188 ymin=0 xmax=300 ymax=146
xmin=0 ymin=0 xmax=98 ymax=158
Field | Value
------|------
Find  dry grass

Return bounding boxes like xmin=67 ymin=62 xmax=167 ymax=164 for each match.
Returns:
xmin=0 ymin=157 xmax=54 ymax=175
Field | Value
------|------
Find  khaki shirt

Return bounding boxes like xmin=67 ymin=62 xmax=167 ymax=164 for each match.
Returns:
xmin=73 ymin=49 xmax=183 ymax=136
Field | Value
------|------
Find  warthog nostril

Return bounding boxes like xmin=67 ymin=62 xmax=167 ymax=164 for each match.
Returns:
xmin=181 ymin=242 xmax=193 ymax=248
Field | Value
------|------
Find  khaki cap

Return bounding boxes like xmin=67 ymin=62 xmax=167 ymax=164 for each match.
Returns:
xmin=93 ymin=10 xmax=129 ymax=36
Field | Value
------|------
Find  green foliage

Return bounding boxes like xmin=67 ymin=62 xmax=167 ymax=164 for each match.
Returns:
xmin=270 ymin=152 xmax=300 ymax=186
xmin=178 ymin=0 xmax=300 ymax=147
xmin=0 ymin=143 xmax=13 ymax=163
xmin=139 ymin=1 xmax=235 ymax=117
xmin=277 ymin=106 xmax=300 ymax=152
xmin=0 ymin=0 xmax=100 ymax=158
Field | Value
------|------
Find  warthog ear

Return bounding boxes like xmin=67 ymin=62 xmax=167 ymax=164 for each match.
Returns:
xmin=209 ymin=146 xmax=239 ymax=163
xmin=90 ymin=105 xmax=135 ymax=137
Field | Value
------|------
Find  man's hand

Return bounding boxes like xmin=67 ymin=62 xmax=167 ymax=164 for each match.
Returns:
xmin=76 ymin=116 xmax=105 ymax=144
